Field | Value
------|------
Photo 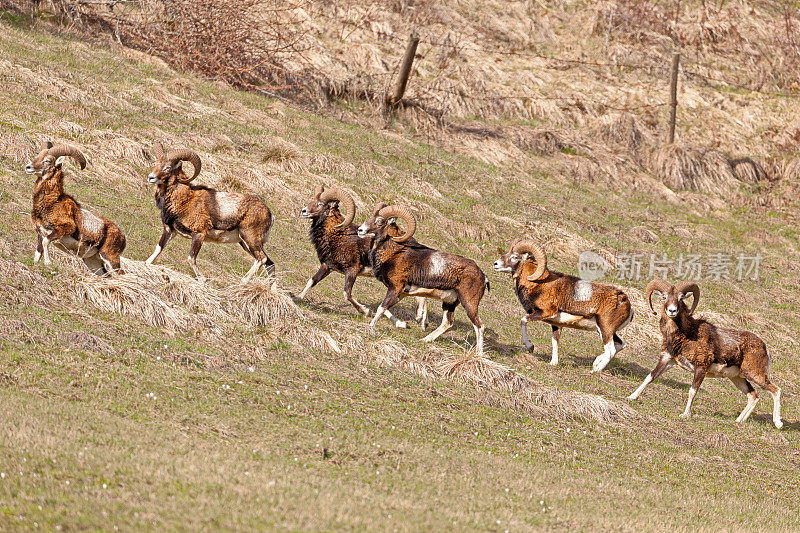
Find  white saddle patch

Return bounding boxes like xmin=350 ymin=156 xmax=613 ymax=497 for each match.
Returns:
xmin=217 ymin=193 xmax=241 ymax=219
xmin=573 ymin=279 xmax=593 ymax=302
xmin=80 ymin=209 xmax=104 ymax=235
xmin=428 ymin=252 xmax=447 ymax=276
xmin=543 ymin=312 xmax=596 ymax=331
xmin=206 ymin=229 xmax=241 ymax=243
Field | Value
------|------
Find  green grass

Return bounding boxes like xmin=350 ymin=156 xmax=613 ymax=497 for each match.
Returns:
xmin=1 ymin=14 xmax=800 ymax=532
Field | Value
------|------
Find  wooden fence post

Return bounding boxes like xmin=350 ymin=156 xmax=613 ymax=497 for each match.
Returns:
xmin=667 ymin=51 xmax=680 ymax=144
xmin=386 ymin=32 xmax=420 ymax=108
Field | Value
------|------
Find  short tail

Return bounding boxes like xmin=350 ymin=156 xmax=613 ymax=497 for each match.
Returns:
xmin=485 ymin=279 xmax=491 ymax=292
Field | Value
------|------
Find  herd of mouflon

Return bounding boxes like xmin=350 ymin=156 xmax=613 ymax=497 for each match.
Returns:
xmin=25 ymin=142 xmax=783 ymax=429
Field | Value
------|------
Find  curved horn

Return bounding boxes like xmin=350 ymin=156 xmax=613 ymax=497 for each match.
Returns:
xmin=645 ymin=279 xmax=672 ymax=316
xmin=320 ymin=188 xmax=355 ymax=228
xmin=378 ymin=205 xmax=415 ymax=243
xmin=46 ymin=144 xmax=87 ymax=170
xmin=313 ymin=184 xmax=324 ymax=200
xmin=674 ymin=280 xmax=700 ymax=315
xmin=153 ymin=142 xmax=166 ymax=160
xmin=512 ymin=239 xmax=548 ymax=281
xmin=167 ymin=148 xmax=201 ymax=182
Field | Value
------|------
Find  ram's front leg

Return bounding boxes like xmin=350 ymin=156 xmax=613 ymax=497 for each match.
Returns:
xmin=680 ymin=366 xmax=707 ymax=419
xmin=41 ymin=225 xmax=71 ymax=265
xmin=369 ymin=287 xmax=401 ymax=330
xmin=146 ymin=225 xmax=173 ymax=264
xmin=187 ymin=232 xmax=206 ymax=281
xmin=628 ymin=352 xmax=673 ymax=400
xmin=520 ymin=309 xmax=551 ymax=351
xmin=34 ymin=232 xmax=43 ymax=263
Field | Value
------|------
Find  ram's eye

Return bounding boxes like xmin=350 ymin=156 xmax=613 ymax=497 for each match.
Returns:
xmin=661 ymin=295 xmax=668 ymax=301
xmin=163 ymin=165 xmax=171 ymax=172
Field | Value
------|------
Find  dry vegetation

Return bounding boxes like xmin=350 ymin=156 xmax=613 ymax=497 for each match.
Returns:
xmin=1 ymin=1 xmax=800 ymax=530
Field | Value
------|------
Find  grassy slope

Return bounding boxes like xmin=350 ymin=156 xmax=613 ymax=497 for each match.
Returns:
xmin=1 ymin=12 xmax=800 ymax=531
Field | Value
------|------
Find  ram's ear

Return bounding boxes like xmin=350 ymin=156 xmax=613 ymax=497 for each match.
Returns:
xmin=497 ymin=246 xmax=504 ymax=255
xmin=174 ymin=160 xmax=182 ymax=171
xmin=54 ymin=156 xmax=66 ymax=168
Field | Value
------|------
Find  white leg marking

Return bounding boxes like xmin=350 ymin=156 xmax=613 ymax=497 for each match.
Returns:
xmin=680 ymin=387 xmax=697 ymax=419
xmin=770 ymin=388 xmax=783 ymax=429
xmin=99 ymin=254 xmax=115 ymax=275
xmin=520 ymin=317 xmax=534 ymax=350
xmin=298 ymin=279 xmax=314 ymax=299
xmin=423 ymin=311 xmax=453 ymax=343
xmin=369 ymin=306 xmax=385 ymax=328
xmin=736 ymin=392 xmax=759 ymax=423
xmin=549 ymin=336 xmax=559 ymax=366
xmin=627 ymin=374 xmax=653 ymax=401
xmin=187 ymin=256 xmax=204 ymax=280
xmin=415 ymin=297 xmax=429 ymax=330
xmin=474 ymin=324 xmax=485 ymax=356
xmin=385 ymin=307 xmax=407 ymax=329
xmin=241 ymin=259 xmax=261 ymax=282
xmin=42 ymin=237 xmax=52 ymax=265
xmin=145 ymin=244 xmax=162 ymax=265
xmin=591 ymin=340 xmax=616 ymax=373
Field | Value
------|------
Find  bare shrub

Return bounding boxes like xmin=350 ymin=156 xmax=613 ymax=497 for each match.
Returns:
xmin=44 ymin=0 xmax=312 ymax=92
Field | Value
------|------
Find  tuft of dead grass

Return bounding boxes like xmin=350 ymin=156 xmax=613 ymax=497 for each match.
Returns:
xmin=648 ymin=144 xmax=742 ymax=195
xmin=224 ymin=278 xmax=301 ymax=326
xmin=260 ymin=136 xmax=305 ymax=171
xmin=598 ymin=113 xmax=652 ymax=158
xmin=437 ymin=352 xmax=515 ymax=387
xmin=730 ymin=157 xmax=771 ymax=184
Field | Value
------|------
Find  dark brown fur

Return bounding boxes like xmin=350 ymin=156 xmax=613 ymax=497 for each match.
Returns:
xmin=358 ymin=205 xmax=488 ymax=353
xmin=300 ymin=194 xmax=428 ymax=326
xmin=27 ymin=147 xmax=125 ymax=274
xmin=629 ymin=281 xmax=782 ymax=428
xmin=146 ymin=154 xmax=274 ymax=280
xmin=494 ymin=248 xmax=631 ymax=371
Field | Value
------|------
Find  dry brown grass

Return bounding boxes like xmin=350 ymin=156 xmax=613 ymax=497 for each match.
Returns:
xmin=260 ymin=136 xmax=306 ymax=172
xmin=648 ymin=144 xmax=744 ymax=194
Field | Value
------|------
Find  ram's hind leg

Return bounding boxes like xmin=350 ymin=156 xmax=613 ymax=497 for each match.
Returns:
xmin=730 ymin=376 xmax=759 ymax=424
xmin=342 ymin=270 xmax=371 ymax=317
xmin=591 ymin=320 xmax=618 ymax=373
xmin=744 ymin=370 xmax=783 ymax=429
xmin=460 ymin=296 xmax=485 ymax=356
xmin=415 ymin=297 xmax=429 ymax=330
xmin=550 ymin=326 xmax=561 ymax=366
xmin=34 ymin=232 xmax=43 ymax=263
xmin=423 ymin=302 xmax=456 ymax=343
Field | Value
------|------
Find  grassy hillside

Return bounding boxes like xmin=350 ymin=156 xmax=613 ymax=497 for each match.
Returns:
xmin=1 ymin=8 xmax=800 ymax=531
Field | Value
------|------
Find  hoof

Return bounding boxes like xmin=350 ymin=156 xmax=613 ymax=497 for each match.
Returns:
xmin=395 ymin=321 xmax=408 ymax=329
xmin=775 ymin=420 xmax=784 ymax=430
xmin=679 ymin=412 xmax=691 ymax=420
xmin=626 ymin=395 xmax=637 ymax=401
